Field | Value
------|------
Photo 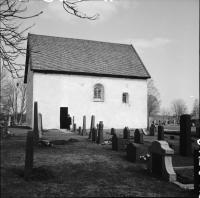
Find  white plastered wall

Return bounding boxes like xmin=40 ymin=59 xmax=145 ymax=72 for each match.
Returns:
xmin=29 ymin=73 xmax=147 ymax=130
xmin=26 ymin=61 xmax=34 ymax=128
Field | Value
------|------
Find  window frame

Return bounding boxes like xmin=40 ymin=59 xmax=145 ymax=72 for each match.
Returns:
xmin=93 ymin=84 xmax=104 ymax=102
xmin=122 ymin=92 xmax=129 ymax=104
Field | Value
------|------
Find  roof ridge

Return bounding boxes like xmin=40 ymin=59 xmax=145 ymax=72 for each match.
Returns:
xmin=29 ymin=33 xmax=131 ymax=46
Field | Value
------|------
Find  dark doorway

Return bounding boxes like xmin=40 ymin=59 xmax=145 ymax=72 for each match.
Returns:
xmin=60 ymin=107 xmax=68 ymax=129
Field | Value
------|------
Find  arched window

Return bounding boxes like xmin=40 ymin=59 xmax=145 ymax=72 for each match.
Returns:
xmin=122 ymin=93 xmax=129 ymax=104
xmin=93 ymin=84 xmax=104 ymax=101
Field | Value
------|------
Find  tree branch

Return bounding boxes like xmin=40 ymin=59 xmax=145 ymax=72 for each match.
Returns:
xmin=63 ymin=0 xmax=99 ymax=20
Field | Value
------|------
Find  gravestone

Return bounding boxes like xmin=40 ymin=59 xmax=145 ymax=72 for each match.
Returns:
xmin=24 ymin=131 xmax=34 ymax=180
xmin=79 ymin=127 xmax=81 ymax=135
xmin=112 ymin=133 xmax=122 ymax=151
xmin=134 ymin=129 xmax=143 ymax=144
xmin=89 ymin=115 xmax=95 ymax=139
xmin=74 ymin=123 xmax=76 ymax=131
xmin=33 ymin=102 xmax=39 ymax=147
xmin=112 ymin=133 xmax=131 ymax=151
xmin=92 ymin=127 xmax=98 ymax=142
xmin=179 ymin=114 xmax=192 ymax=156
xmin=149 ymin=124 xmax=156 ymax=136
xmin=39 ymin=113 xmax=43 ymax=133
xmin=38 ymin=113 xmax=43 ymax=138
xmin=126 ymin=143 xmax=140 ymax=162
xmin=147 ymin=141 xmax=176 ymax=182
xmin=123 ymin=127 xmax=130 ymax=139
xmin=194 ymin=148 xmax=200 ymax=192
xmin=72 ymin=116 xmax=74 ymax=131
xmin=97 ymin=121 xmax=104 ymax=144
xmin=111 ymin=128 xmax=116 ymax=135
xmin=8 ymin=116 xmax=11 ymax=126
xmin=82 ymin=116 xmax=86 ymax=136
xmin=196 ymin=127 xmax=199 ymax=138
xmin=158 ymin=125 xmax=164 ymax=140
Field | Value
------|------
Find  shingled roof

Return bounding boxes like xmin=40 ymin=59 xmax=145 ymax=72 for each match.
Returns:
xmin=24 ymin=34 xmax=151 ymax=83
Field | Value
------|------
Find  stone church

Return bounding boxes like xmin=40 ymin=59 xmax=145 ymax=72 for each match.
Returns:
xmin=24 ymin=34 xmax=151 ymax=130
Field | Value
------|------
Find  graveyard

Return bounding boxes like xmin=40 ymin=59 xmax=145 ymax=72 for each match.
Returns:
xmin=1 ymin=115 xmax=199 ymax=197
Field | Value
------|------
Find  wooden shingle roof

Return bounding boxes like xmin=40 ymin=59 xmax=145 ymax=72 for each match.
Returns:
xmin=24 ymin=34 xmax=151 ymax=82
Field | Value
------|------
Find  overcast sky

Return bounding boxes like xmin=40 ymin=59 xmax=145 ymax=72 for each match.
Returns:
xmin=16 ymin=0 xmax=199 ymax=113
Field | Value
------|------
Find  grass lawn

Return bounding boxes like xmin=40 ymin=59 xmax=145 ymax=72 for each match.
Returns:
xmin=162 ymin=124 xmax=196 ymax=132
xmin=1 ymin=127 xmax=198 ymax=197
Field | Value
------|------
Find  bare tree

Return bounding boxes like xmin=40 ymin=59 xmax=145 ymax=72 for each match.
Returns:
xmin=18 ymin=79 xmax=27 ymax=124
xmin=147 ymin=79 xmax=161 ymax=128
xmin=165 ymin=108 xmax=171 ymax=121
xmin=0 ymin=0 xmax=43 ymax=78
xmin=0 ymin=68 xmax=11 ymax=118
xmin=1 ymin=0 xmax=99 ymax=78
xmin=63 ymin=0 xmax=99 ymax=20
xmin=192 ymin=98 xmax=199 ymax=119
xmin=0 ymin=69 xmax=21 ymax=123
xmin=0 ymin=78 xmax=15 ymax=118
xmin=161 ymin=108 xmax=166 ymax=120
xmin=171 ymin=99 xmax=188 ymax=124
xmin=1 ymin=75 xmax=27 ymax=124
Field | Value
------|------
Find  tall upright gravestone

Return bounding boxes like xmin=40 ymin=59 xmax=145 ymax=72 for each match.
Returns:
xmin=82 ymin=116 xmax=86 ymax=136
xmin=92 ymin=127 xmax=98 ymax=142
xmin=38 ymin=113 xmax=43 ymax=138
xmin=74 ymin=124 xmax=76 ymax=131
xmin=158 ymin=125 xmax=164 ymax=140
xmin=24 ymin=131 xmax=34 ymax=180
xmin=8 ymin=116 xmax=11 ymax=126
xmin=33 ymin=102 xmax=39 ymax=147
xmin=196 ymin=126 xmax=199 ymax=138
xmin=79 ymin=127 xmax=81 ymax=135
xmin=72 ymin=116 xmax=74 ymax=131
xmin=89 ymin=115 xmax=95 ymax=139
xmin=111 ymin=128 xmax=116 ymax=135
xmin=97 ymin=121 xmax=104 ymax=144
xmin=179 ymin=114 xmax=192 ymax=156
xmin=150 ymin=124 xmax=156 ymax=136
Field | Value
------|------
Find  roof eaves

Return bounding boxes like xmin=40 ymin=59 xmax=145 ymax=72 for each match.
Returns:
xmin=31 ymin=69 xmax=150 ymax=80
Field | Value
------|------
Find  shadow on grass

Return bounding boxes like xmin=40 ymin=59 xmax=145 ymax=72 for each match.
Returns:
xmin=50 ymin=138 xmax=79 ymax=145
xmin=10 ymin=166 xmax=56 ymax=181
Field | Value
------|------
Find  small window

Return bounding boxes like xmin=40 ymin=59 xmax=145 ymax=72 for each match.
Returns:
xmin=93 ymin=84 xmax=104 ymax=102
xmin=122 ymin=93 xmax=129 ymax=104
